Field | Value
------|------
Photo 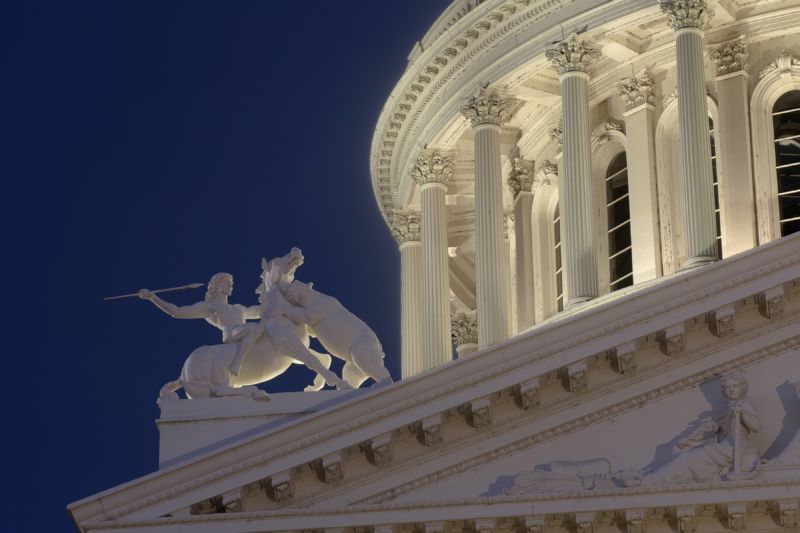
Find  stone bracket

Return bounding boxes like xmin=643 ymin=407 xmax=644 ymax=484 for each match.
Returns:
xmin=419 ymin=414 xmax=444 ymax=446
xmin=321 ymin=451 xmax=344 ymax=484
xmin=779 ymin=500 xmax=798 ymax=528
xmin=574 ymin=512 xmax=595 ymax=533
xmin=564 ymin=361 xmax=588 ymax=392
xmin=367 ymin=432 xmax=394 ymax=466
xmin=727 ymin=503 xmax=746 ymax=530
xmin=267 ymin=470 xmax=295 ymax=502
xmin=759 ymin=285 xmax=785 ymax=319
xmin=709 ymin=305 xmax=735 ymax=337
xmin=524 ymin=516 xmax=545 ymax=533
xmin=660 ymin=323 xmax=686 ymax=356
xmin=676 ymin=507 xmax=696 ymax=533
xmin=475 ymin=518 xmax=496 ymax=533
xmin=465 ymin=397 xmax=492 ymax=428
xmin=514 ymin=377 xmax=541 ymax=410
xmin=626 ymin=509 xmax=646 ymax=533
xmin=613 ymin=341 xmax=637 ymax=374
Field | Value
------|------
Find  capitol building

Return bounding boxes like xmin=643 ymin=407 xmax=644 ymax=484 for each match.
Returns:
xmin=69 ymin=1 xmax=800 ymax=532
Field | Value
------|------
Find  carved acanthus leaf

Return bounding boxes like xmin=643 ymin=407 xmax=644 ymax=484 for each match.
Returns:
xmin=710 ymin=37 xmax=748 ymax=76
xmin=388 ymin=210 xmax=421 ymax=245
xmin=659 ymin=0 xmax=712 ymax=31
xmin=549 ymin=120 xmax=563 ymax=146
xmin=617 ymin=69 xmax=655 ymax=110
xmin=451 ymin=310 xmax=478 ymax=347
xmin=460 ymin=88 xmax=520 ymax=127
xmin=545 ymin=34 xmax=601 ymax=75
xmin=412 ymin=151 xmax=454 ymax=187
xmin=759 ymin=50 xmax=800 ymax=79
xmin=508 ymin=157 xmax=534 ymax=198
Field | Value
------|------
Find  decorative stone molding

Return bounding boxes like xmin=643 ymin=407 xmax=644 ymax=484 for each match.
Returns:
xmin=659 ymin=0 xmax=712 ymax=31
xmin=759 ymin=50 xmax=800 ymax=79
xmin=617 ymin=69 xmax=656 ymax=110
xmin=710 ymin=36 xmax=748 ymax=76
xmin=709 ymin=305 xmax=735 ymax=337
xmin=451 ymin=310 xmax=478 ymax=346
xmin=460 ymin=88 xmax=519 ymax=127
xmin=549 ymin=121 xmax=563 ymax=146
xmin=515 ymin=377 xmax=540 ymax=410
xmin=613 ymin=341 xmax=637 ymax=374
xmin=545 ymin=34 xmax=601 ymax=75
xmin=388 ymin=210 xmax=421 ymax=245
xmin=779 ymin=500 xmax=798 ymax=527
xmin=373 ymin=526 xmax=395 ymax=533
xmin=524 ymin=516 xmax=545 ymax=533
xmin=592 ymin=118 xmax=625 ymax=143
xmin=676 ymin=507 xmax=696 ymax=533
xmin=508 ymin=157 xmax=534 ymax=199
xmin=759 ymin=286 xmax=784 ymax=319
xmin=420 ymin=414 xmax=443 ymax=446
xmin=412 ymin=150 xmax=454 ymax=187
xmin=660 ymin=323 xmax=686 ymax=356
xmin=541 ymin=160 xmax=559 ymax=182
xmin=366 ymin=433 xmax=393 ymax=466
xmin=566 ymin=361 xmax=588 ymax=392
xmin=425 ymin=522 xmax=445 ymax=533
xmin=321 ymin=452 xmax=343 ymax=484
xmin=626 ymin=510 xmax=646 ymax=533
xmin=268 ymin=470 xmax=294 ymax=503
xmin=727 ymin=503 xmax=746 ymax=530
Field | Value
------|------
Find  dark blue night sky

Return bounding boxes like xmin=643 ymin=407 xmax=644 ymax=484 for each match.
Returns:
xmin=1 ymin=2 xmax=450 ymax=530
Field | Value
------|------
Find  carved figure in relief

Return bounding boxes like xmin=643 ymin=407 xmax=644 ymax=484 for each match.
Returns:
xmin=157 ymin=248 xmax=351 ymax=401
xmin=636 ymin=372 xmax=761 ymax=484
xmin=773 ymin=380 xmax=800 ymax=464
xmin=506 ymin=458 xmax=615 ymax=494
xmin=283 ymin=280 xmax=393 ymax=388
xmin=139 ymin=273 xmax=262 ymax=376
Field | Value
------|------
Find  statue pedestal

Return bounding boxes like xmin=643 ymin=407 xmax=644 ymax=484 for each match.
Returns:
xmin=156 ymin=390 xmax=362 ymax=468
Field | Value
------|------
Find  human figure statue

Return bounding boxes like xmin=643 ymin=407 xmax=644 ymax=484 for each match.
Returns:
xmin=773 ymin=380 xmax=800 ymax=464
xmin=638 ymin=372 xmax=761 ymax=484
xmin=138 ymin=273 xmax=262 ymax=376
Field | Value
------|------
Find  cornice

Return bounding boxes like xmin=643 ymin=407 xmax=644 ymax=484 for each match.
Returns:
xmin=70 ymin=235 xmax=800 ymax=525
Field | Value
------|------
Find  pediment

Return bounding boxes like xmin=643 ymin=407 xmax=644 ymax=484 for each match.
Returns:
xmin=68 ymin=237 xmax=800 ymax=532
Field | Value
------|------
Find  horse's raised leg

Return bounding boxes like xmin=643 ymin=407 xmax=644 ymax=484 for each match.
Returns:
xmin=210 ymin=384 xmax=270 ymax=401
xmin=342 ymin=361 xmax=369 ymax=388
xmin=305 ymin=349 xmax=332 ymax=392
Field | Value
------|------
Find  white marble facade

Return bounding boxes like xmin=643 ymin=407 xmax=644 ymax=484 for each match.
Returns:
xmin=69 ymin=1 xmax=800 ymax=532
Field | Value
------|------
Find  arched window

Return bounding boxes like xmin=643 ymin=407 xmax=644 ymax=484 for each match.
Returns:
xmin=708 ymin=117 xmax=723 ymax=257
xmin=605 ymin=153 xmax=633 ymax=291
xmin=553 ymin=204 xmax=564 ymax=311
xmin=772 ymin=90 xmax=800 ymax=236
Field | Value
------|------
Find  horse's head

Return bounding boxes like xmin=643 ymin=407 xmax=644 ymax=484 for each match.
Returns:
xmin=261 ymin=247 xmax=304 ymax=289
xmin=284 ymin=280 xmax=315 ymax=307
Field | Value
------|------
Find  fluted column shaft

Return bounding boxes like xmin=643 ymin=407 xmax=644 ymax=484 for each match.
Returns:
xmin=461 ymin=89 xmax=518 ymax=348
xmin=413 ymin=152 xmax=453 ymax=371
xmin=560 ymin=71 xmax=599 ymax=303
xmin=420 ymin=184 xmax=451 ymax=369
xmin=399 ymin=242 xmax=422 ymax=377
xmin=474 ymin=123 xmax=510 ymax=346
xmin=546 ymin=35 xmax=601 ymax=305
xmin=662 ymin=0 xmax=718 ymax=266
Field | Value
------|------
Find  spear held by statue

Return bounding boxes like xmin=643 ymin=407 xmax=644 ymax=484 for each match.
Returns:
xmin=103 ymin=283 xmax=204 ymax=301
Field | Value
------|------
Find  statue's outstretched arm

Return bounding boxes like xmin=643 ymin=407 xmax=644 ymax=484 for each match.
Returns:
xmin=139 ymin=289 xmax=210 ymax=319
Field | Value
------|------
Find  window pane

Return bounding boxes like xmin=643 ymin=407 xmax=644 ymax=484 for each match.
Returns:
xmin=773 ymin=90 xmax=800 ymax=236
xmin=606 ymin=152 xmax=633 ymax=291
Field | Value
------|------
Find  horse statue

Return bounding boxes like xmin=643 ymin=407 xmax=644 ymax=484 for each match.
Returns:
xmin=158 ymin=248 xmax=350 ymax=402
xmin=284 ymin=280 xmax=393 ymax=388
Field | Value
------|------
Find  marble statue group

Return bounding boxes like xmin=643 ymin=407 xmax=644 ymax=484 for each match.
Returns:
xmin=138 ymin=248 xmax=393 ymax=401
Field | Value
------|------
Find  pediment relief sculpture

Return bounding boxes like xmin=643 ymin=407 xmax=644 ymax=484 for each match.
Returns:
xmin=137 ymin=247 xmax=392 ymax=401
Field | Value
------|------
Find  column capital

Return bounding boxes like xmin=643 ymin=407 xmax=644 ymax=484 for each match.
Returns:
xmin=460 ymin=88 xmax=520 ymax=127
xmin=412 ymin=150 xmax=453 ymax=187
xmin=659 ymin=0 xmax=712 ymax=31
xmin=508 ymin=157 xmax=534 ymax=199
xmin=451 ymin=311 xmax=478 ymax=348
xmin=388 ymin=210 xmax=421 ymax=245
xmin=545 ymin=34 xmax=601 ymax=75
xmin=710 ymin=36 xmax=748 ymax=76
xmin=617 ymin=69 xmax=656 ymax=110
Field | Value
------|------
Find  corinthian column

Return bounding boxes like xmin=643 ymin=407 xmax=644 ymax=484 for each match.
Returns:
xmin=389 ymin=210 xmax=422 ymax=378
xmin=461 ymin=88 xmax=518 ymax=347
xmin=661 ymin=0 xmax=718 ymax=267
xmin=545 ymin=35 xmax=601 ymax=304
xmin=412 ymin=151 xmax=453 ymax=371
